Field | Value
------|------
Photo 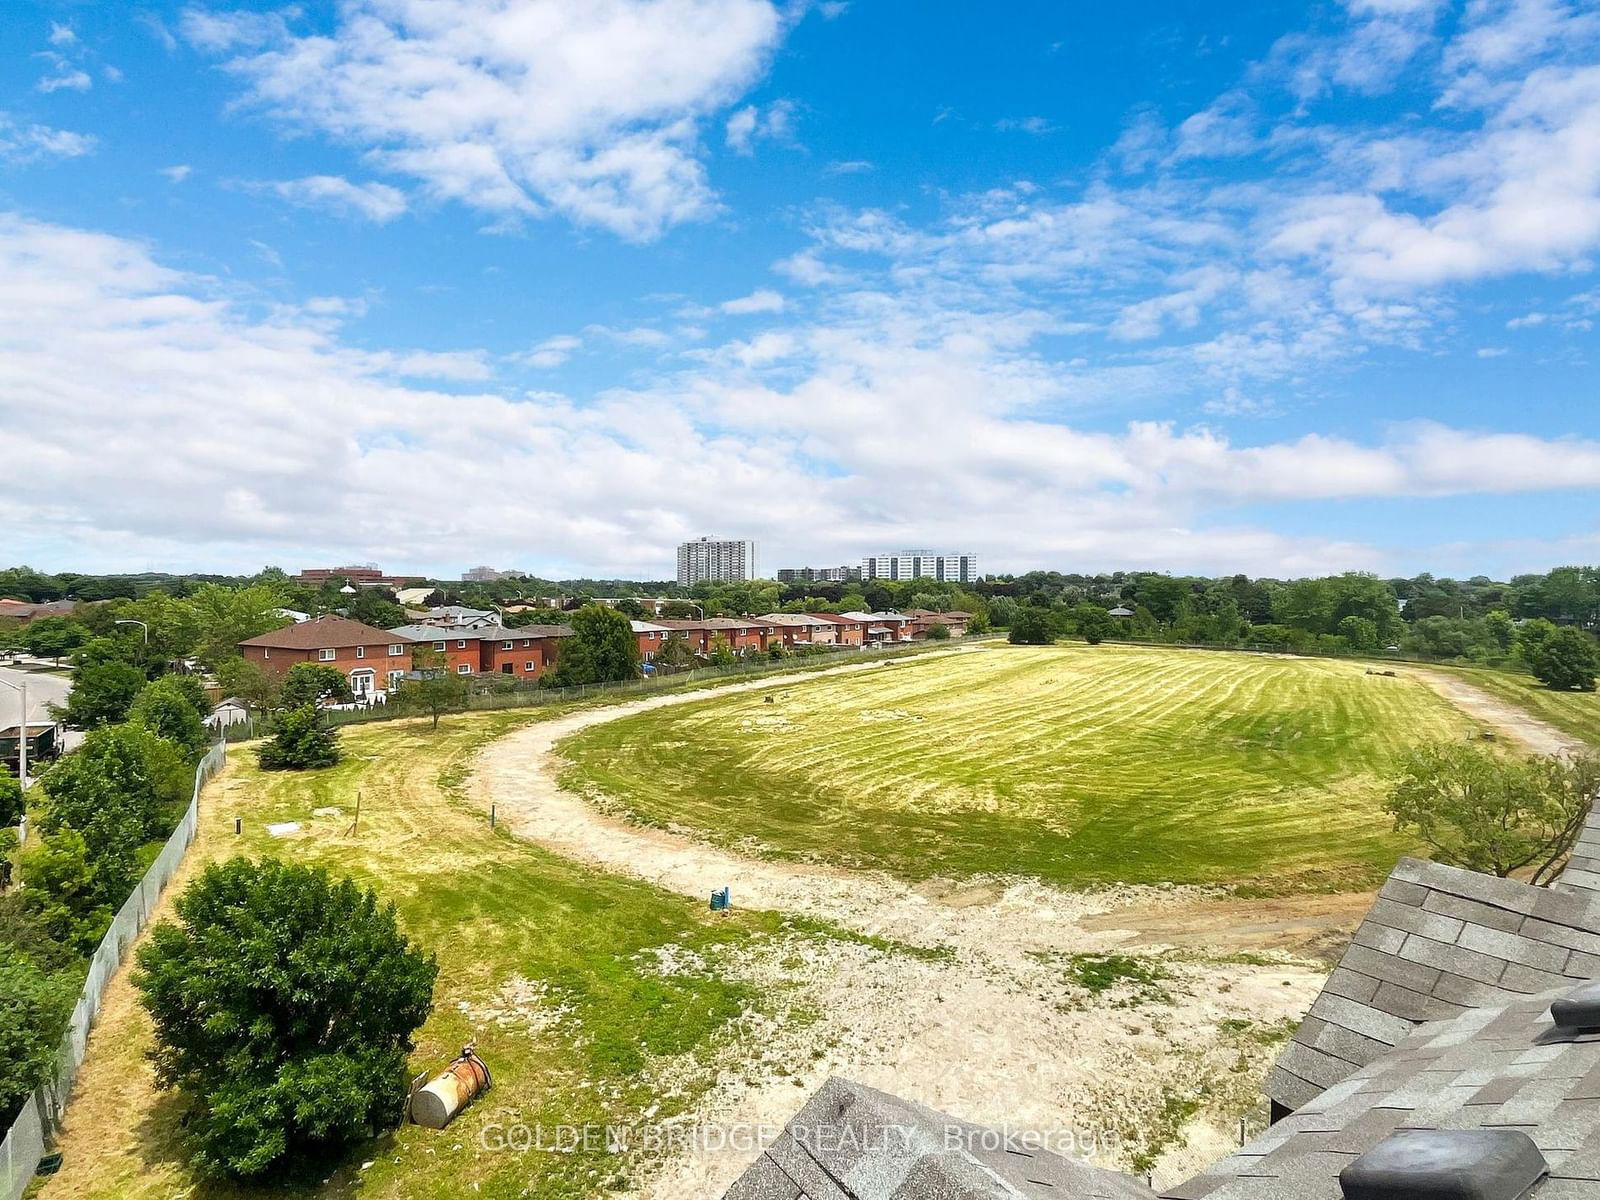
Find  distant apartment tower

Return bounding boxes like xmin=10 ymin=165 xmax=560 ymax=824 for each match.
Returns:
xmin=462 ymin=566 xmax=526 ymax=582
xmin=776 ymin=565 xmax=861 ymax=584
xmin=861 ymin=551 xmax=978 ymax=584
xmin=677 ymin=537 xmax=757 ymax=586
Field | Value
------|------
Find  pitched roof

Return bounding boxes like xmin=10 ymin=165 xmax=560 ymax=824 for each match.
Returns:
xmin=807 ymin=613 xmax=862 ymax=625
xmin=754 ymin=613 xmax=831 ymax=627
xmin=389 ymin=623 xmax=571 ymax=643
xmin=238 ymin=614 xmax=405 ymax=650
xmin=724 ymin=1078 xmax=1154 ymax=1200
xmin=1265 ymin=848 xmax=1600 ymax=1113
xmin=1169 ymin=982 xmax=1600 ymax=1199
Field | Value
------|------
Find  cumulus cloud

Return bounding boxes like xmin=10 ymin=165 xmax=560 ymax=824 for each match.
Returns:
xmin=0 ymin=115 xmax=96 ymax=164
xmin=264 ymin=175 xmax=409 ymax=222
xmin=720 ymin=289 xmax=785 ymax=314
xmin=725 ymin=99 xmax=798 ymax=154
xmin=183 ymin=0 xmax=786 ymax=241
xmin=2 ymin=214 xmax=1596 ymax=577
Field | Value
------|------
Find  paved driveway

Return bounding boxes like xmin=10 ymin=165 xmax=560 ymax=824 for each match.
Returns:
xmin=0 ymin=664 xmax=71 ymax=730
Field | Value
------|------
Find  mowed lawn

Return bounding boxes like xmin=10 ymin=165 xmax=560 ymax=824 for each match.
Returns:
xmin=38 ymin=712 xmax=807 ymax=1200
xmin=560 ymin=644 xmax=1473 ymax=892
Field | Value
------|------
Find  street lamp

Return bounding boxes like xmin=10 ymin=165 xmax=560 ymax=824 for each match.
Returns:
xmin=114 ymin=618 xmax=149 ymax=645
xmin=0 ymin=675 xmax=29 ymax=790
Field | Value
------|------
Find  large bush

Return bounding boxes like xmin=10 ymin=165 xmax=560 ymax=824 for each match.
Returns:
xmin=279 ymin=663 xmax=354 ymax=710
xmin=134 ymin=859 xmax=438 ymax=1178
xmin=0 ymin=947 xmax=77 ymax=1125
xmin=1526 ymin=626 xmax=1599 ymax=692
xmin=129 ymin=675 xmax=211 ymax=760
xmin=1007 ymin=606 xmax=1058 ymax=645
xmin=0 ymin=767 xmax=20 ymax=828
xmin=257 ymin=704 xmax=341 ymax=770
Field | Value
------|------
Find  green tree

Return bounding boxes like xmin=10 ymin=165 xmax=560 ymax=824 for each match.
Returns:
xmin=1073 ymin=604 xmax=1116 ymax=646
xmin=41 ymin=723 xmax=189 ymax=845
xmin=924 ymin=622 xmax=951 ymax=641
xmin=707 ymin=635 xmax=736 ymax=667
xmin=1483 ymin=610 xmax=1515 ymax=654
xmin=346 ymin=588 xmax=406 ymax=630
xmin=653 ymin=632 xmax=697 ymax=672
xmin=1384 ymin=745 xmax=1596 ymax=882
xmin=21 ymin=616 xmax=90 ymax=664
xmin=0 ymin=947 xmax=77 ymax=1125
xmin=159 ymin=673 xmax=213 ymax=720
xmin=1337 ymin=615 xmax=1380 ymax=652
xmin=392 ymin=647 xmax=468 ymax=730
xmin=187 ymin=583 xmax=291 ymax=668
xmin=257 ymin=705 xmax=342 ymax=771
xmin=134 ymin=859 xmax=438 ymax=1179
xmin=129 ymin=676 xmax=212 ymax=760
xmin=18 ymin=827 xmax=112 ymax=953
xmin=0 ymin=767 xmax=20 ymax=828
xmin=280 ymin=663 xmax=355 ymax=709
xmin=1008 ymin=607 xmax=1057 ymax=645
xmin=1525 ymin=627 xmax=1599 ymax=692
xmin=216 ymin=656 xmax=282 ymax=714
xmin=549 ymin=604 xmax=640 ymax=686
xmin=58 ymin=653 xmax=148 ymax=729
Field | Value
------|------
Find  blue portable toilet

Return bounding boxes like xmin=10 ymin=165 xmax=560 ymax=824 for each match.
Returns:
xmin=709 ymin=887 xmax=730 ymax=912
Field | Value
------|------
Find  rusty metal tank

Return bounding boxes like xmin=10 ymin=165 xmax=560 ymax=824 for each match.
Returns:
xmin=410 ymin=1046 xmax=492 ymax=1130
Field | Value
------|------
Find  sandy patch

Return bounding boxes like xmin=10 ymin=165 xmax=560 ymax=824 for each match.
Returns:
xmin=1408 ymin=668 xmax=1588 ymax=758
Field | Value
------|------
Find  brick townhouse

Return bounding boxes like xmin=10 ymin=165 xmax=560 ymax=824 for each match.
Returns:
xmin=238 ymin=615 xmax=413 ymax=699
xmin=388 ymin=622 xmax=572 ymax=680
xmin=809 ymin=613 xmax=865 ymax=645
xmin=753 ymin=613 xmax=837 ymax=647
xmin=653 ymin=617 xmax=771 ymax=655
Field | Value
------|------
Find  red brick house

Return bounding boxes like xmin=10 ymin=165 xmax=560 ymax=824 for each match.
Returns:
xmin=389 ymin=622 xmax=572 ymax=681
xmin=631 ymin=620 xmax=672 ymax=662
xmin=238 ymin=615 xmax=412 ymax=699
xmin=754 ymin=614 xmax=836 ymax=647
xmin=810 ymin=613 xmax=865 ymax=646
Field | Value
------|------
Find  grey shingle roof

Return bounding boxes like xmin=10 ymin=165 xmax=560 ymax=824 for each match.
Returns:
xmin=1555 ymin=805 xmax=1600 ymax=900
xmin=1165 ymin=983 xmax=1600 ymax=1199
xmin=722 ymin=1078 xmax=1155 ymax=1200
xmin=1265 ymin=855 xmax=1600 ymax=1113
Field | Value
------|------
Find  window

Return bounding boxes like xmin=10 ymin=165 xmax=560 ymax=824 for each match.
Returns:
xmin=457 ymin=640 xmax=467 ymax=649
xmin=501 ymin=663 xmax=513 ymax=674
xmin=389 ymin=644 xmax=405 ymax=656
xmin=501 ymin=640 xmax=513 ymax=650
xmin=319 ymin=648 xmax=335 ymax=661
xmin=434 ymin=640 xmax=446 ymax=651
xmin=263 ymin=648 xmax=269 ymax=660
xmin=356 ymin=646 xmax=366 ymax=659
xmin=456 ymin=664 xmax=471 ymax=674
xmin=525 ymin=661 xmax=536 ymax=671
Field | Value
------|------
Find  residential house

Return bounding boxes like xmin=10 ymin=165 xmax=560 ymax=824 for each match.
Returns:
xmin=627 ymin=619 xmax=675 ymax=662
xmin=0 ymin=598 xmax=76 ymax=623
xmin=904 ymin=609 xmax=969 ymax=638
xmin=388 ymin=622 xmax=573 ymax=681
xmin=753 ymin=613 xmax=835 ymax=648
xmin=412 ymin=605 xmax=498 ymax=629
xmin=809 ymin=613 xmax=865 ymax=646
xmin=840 ymin=611 xmax=913 ymax=644
xmin=238 ymin=615 xmax=413 ymax=699
xmin=652 ymin=617 xmax=771 ymax=655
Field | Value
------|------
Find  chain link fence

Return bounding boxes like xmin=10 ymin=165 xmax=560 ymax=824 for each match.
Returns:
xmin=1 ymin=740 xmax=226 ymax=1200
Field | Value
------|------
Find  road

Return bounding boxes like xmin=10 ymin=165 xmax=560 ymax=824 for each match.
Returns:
xmin=0 ymin=663 xmax=72 ymax=732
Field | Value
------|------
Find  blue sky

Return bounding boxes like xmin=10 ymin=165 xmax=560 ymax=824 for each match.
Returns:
xmin=0 ymin=0 xmax=1596 ymax=580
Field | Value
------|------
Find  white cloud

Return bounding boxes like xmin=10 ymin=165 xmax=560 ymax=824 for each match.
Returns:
xmin=160 ymin=164 xmax=193 ymax=184
xmin=48 ymin=23 xmax=77 ymax=46
xmin=2 ymin=214 xmax=1597 ymax=577
xmin=184 ymin=0 xmax=787 ymax=241
xmin=36 ymin=65 xmax=92 ymax=94
xmin=824 ymin=160 xmax=874 ymax=175
xmin=720 ymin=289 xmax=786 ymax=314
xmin=0 ymin=115 xmax=96 ymax=164
xmin=583 ymin=323 xmax=674 ymax=347
xmin=1507 ymin=311 xmax=1546 ymax=327
xmin=265 ymin=176 xmax=409 ymax=223
xmin=725 ymin=99 xmax=798 ymax=154
xmin=519 ymin=334 xmax=582 ymax=368
xmin=1476 ymin=345 xmax=1509 ymax=356
xmin=995 ymin=116 xmax=1056 ymax=135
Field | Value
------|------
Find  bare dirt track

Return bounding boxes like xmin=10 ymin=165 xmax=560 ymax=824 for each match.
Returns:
xmin=1409 ymin=667 xmax=1589 ymax=757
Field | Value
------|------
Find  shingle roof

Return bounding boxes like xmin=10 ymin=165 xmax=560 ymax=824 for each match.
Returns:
xmin=239 ymin=615 xmax=405 ymax=650
xmin=755 ymin=613 xmax=830 ymax=627
xmin=1167 ymin=982 xmax=1600 ymax=1200
xmin=723 ymin=1078 xmax=1154 ymax=1200
xmin=1265 ymin=845 xmax=1600 ymax=1113
xmin=807 ymin=613 xmax=862 ymax=625
xmin=388 ymin=623 xmax=571 ymax=642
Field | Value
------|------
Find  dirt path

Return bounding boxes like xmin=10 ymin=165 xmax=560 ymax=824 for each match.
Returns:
xmin=1408 ymin=668 xmax=1588 ymax=757
xmin=473 ymin=654 xmax=1347 ymax=1194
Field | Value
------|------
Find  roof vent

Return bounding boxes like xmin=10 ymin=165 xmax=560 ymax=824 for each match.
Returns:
xmin=1339 ymin=1130 xmax=1547 ymax=1200
xmin=1550 ymin=980 xmax=1600 ymax=1031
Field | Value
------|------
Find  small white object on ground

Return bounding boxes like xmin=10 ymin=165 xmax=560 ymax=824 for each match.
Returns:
xmin=265 ymin=822 xmax=302 ymax=838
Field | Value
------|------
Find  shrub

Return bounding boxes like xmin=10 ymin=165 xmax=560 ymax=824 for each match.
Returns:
xmin=279 ymin=663 xmax=354 ymax=710
xmin=1384 ymin=744 xmax=1597 ymax=883
xmin=58 ymin=655 xmax=148 ymax=730
xmin=925 ymin=623 xmax=951 ymax=641
xmin=129 ymin=676 xmax=211 ymax=760
xmin=18 ymin=827 xmax=112 ymax=954
xmin=134 ymin=859 xmax=438 ymax=1178
xmin=1007 ymin=607 xmax=1057 ymax=645
xmin=0 ymin=767 xmax=20 ymax=828
xmin=1526 ymin=627 xmax=1599 ymax=692
xmin=0 ymin=947 xmax=77 ymax=1126
xmin=257 ymin=704 xmax=341 ymax=771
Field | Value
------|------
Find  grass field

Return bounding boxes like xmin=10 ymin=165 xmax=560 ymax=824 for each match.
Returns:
xmin=560 ymin=644 xmax=1475 ymax=893
xmin=36 ymin=711 xmax=834 ymax=1200
xmin=1429 ymin=663 xmax=1600 ymax=749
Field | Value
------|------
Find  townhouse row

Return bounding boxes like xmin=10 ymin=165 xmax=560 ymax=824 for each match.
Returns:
xmin=238 ymin=608 xmax=970 ymax=699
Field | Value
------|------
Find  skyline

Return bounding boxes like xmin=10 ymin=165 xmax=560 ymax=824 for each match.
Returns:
xmin=1 ymin=1 xmax=1598 ymax=580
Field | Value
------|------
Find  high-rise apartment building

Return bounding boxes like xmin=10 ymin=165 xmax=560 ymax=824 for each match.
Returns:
xmin=676 ymin=537 xmax=758 ymax=586
xmin=860 ymin=551 xmax=978 ymax=584
xmin=776 ymin=565 xmax=860 ymax=583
